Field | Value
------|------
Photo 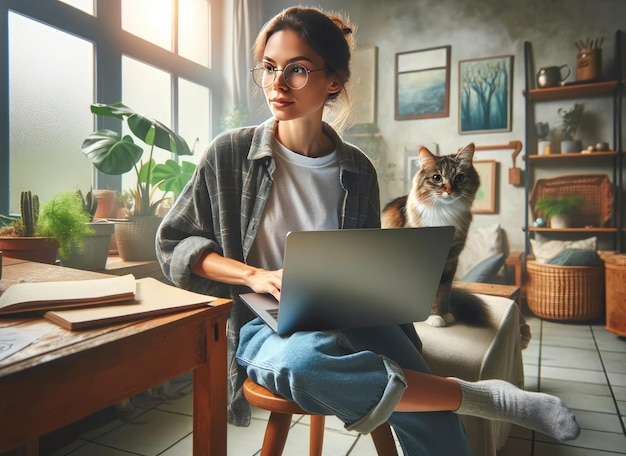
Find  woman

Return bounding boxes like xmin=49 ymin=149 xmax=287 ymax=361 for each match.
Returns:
xmin=157 ymin=7 xmax=579 ymax=454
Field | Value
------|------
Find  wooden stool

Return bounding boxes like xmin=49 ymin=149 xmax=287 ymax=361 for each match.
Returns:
xmin=243 ymin=378 xmax=398 ymax=456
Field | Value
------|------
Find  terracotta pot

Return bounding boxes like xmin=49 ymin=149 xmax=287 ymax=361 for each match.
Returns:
xmin=93 ymin=189 xmax=119 ymax=220
xmin=114 ymin=216 xmax=162 ymax=261
xmin=0 ymin=236 xmax=59 ymax=264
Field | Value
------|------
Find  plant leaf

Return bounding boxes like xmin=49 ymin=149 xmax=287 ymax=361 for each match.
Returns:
xmin=90 ymin=102 xmax=136 ymax=119
xmin=81 ymin=130 xmax=144 ymax=175
xmin=127 ymin=114 xmax=192 ymax=156
xmin=151 ymin=160 xmax=197 ymax=196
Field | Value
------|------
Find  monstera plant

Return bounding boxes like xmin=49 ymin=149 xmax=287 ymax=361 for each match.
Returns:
xmin=82 ymin=102 xmax=194 ymax=216
xmin=81 ymin=102 xmax=195 ymax=260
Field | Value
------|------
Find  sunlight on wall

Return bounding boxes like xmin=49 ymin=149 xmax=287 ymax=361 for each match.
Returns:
xmin=122 ymin=0 xmax=172 ymax=52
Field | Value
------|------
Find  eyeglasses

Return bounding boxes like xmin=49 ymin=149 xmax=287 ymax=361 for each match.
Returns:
xmin=250 ymin=62 xmax=327 ymax=90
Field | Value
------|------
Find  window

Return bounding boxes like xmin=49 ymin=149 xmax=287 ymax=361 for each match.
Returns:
xmin=0 ymin=0 xmax=216 ymax=215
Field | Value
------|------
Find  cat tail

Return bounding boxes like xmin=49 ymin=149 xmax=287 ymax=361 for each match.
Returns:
xmin=448 ymin=287 xmax=493 ymax=327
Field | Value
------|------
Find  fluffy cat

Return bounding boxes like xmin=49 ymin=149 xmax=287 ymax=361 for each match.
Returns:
xmin=382 ymin=143 xmax=491 ymax=328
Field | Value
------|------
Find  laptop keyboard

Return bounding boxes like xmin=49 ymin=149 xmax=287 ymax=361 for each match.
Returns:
xmin=268 ymin=308 xmax=279 ymax=318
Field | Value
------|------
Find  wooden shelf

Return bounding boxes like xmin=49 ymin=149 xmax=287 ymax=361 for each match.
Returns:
xmin=527 ymin=151 xmax=618 ymax=160
xmin=525 ymin=227 xmax=617 ymax=233
xmin=524 ymin=80 xmax=619 ymax=101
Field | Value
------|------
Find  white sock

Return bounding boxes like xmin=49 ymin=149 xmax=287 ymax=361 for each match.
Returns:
xmin=452 ymin=378 xmax=580 ymax=442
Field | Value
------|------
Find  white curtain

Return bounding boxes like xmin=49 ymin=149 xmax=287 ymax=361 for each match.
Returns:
xmin=232 ymin=0 xmax=262 ymax=113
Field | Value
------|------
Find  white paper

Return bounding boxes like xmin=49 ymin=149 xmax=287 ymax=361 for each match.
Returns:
xmin=0 ymin=327 xmax=39 ymax=362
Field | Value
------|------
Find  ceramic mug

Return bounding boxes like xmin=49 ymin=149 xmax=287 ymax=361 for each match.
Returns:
xmin=536 ymin=65 xmax=571 ymax=88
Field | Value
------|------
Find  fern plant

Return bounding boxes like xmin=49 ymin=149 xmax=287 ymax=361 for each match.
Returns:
xmin=38 ymin=191 xmax=94 ymax=259
xmin=534 ymin=195 xmax=585 ymax=219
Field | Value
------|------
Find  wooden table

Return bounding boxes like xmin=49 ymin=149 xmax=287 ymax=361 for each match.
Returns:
xmin=0 ymin=257 xmax=232 ymax=455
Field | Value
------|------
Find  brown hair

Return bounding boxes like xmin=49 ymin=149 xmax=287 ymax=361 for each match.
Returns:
xmin=253 ymin=7 xmax=355 ymax=126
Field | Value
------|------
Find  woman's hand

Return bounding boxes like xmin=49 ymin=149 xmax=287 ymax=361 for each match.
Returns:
xmin=246 ymin=269 xmax=283 ymax=301
xmin=192 ymin=251 xmax=283 ymax=300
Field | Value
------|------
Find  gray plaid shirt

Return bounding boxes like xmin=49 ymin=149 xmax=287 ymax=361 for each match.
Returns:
xmin=156 ymin=117 xmax=383 ymax=426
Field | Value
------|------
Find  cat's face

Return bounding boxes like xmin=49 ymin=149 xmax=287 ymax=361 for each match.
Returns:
xmin=414 ymin=144 xmax=480 ymax=205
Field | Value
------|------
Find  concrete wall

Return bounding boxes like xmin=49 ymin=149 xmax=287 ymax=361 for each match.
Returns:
xmin=255 ymin=0 xmax=626 ymax=252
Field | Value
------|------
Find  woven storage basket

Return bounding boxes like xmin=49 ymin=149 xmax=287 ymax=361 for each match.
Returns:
xmin=114 ymin=216 xmax=161 ymax=261
xmin=526 ymin=260 xmax=605 ymax=321
xmin=530 ymin=174 xmax=613 ymax=227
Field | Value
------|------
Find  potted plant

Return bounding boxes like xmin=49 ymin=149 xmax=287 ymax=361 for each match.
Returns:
xmin=557 ymin=103 xmax=585 ymax=153
xmin=0 ymin=191 xmax=93 ymax=264
xmin=534 ymin=195 xmax=586 ymax=228
xmin=62 ymin=189 xmax=116 ymax=271
xmin=81 ymin=102 xmax=194 ymax=261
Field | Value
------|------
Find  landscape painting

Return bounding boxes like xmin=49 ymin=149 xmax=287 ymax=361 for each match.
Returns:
xmin=395 ymin=46 xmax=450 ymax=120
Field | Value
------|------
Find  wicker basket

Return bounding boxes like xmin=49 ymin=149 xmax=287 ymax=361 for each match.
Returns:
xmin=526 ymin=259 xmax=605 ymax=321
xmin=114 ymin=216 xmax=161 ymax=261
xmin=530 ymin=174 xmax=613 ymax=227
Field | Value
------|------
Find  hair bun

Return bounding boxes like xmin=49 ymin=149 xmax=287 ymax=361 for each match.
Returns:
xmin=330 ymin=16 xmax=353 ymax=36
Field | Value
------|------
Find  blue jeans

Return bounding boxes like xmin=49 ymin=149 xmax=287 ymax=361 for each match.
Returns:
xmin=236 ymin=318 xmax=471 ymax=455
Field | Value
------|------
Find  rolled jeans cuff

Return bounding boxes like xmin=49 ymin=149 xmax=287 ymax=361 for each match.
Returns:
xmin=345 ymin=357 xmax=407 ymax=434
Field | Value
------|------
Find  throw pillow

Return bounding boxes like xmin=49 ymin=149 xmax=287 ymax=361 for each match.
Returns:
xmin=459 ymin=252 xmax=505 ymax=283
xmin=456 ymin=223 xmax=502 ymax=279
xmin=547 ymin=248 xmax=603 ymax=266
xmin=530 ymin=236 xmax=597 ymax=263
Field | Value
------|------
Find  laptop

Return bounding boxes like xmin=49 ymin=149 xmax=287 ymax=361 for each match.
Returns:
xmin=240 ymin=226 xmax=454 ymax=335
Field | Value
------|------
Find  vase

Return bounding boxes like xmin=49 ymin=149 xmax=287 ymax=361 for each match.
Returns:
xmin=62 ymin=221 xmax=115 ymax=270
xmin=114 ymin=216 xmax=162 ymax=261
xmin=0 ymin=236 xmax=59 ymax=264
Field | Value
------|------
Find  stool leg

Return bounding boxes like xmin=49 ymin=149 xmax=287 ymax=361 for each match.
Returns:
xmin=309 ymin=415 xmax=325 ymax=456
xmin=261 ymin=412 xmax=293 ymax=456
xmin=370 ymin=423 xmax=398 ymax=456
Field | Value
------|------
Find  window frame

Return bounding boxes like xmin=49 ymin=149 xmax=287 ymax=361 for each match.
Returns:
xmin=0 ymin=0 xmax=222 ymax=214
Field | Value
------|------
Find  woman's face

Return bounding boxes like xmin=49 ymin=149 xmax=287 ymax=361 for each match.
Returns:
xmin=261 ymin=30 xmax=340 ymax=123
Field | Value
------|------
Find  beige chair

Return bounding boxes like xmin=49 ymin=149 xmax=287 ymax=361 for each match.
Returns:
xmin=414 ymin=293 xmax=525 ymax=456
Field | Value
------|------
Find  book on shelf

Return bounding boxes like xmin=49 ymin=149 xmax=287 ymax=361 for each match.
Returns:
xmin=0 ymin=274 xmax=137 ymax=316
xmin=44 ymin=277 xmax=217 ymax=330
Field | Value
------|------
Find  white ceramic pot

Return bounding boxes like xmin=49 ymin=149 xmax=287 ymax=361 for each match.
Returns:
xmin=550 ymin=214 xmax=571 ymax=229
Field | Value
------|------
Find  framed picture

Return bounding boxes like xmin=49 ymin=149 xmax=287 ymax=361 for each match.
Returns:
xmin=395 ymin=46 xmax=450 ymax=121
xmin=472 ymin=160 xmax=497 ymax=214
xmin=459 ymin=55 xmax=513 ymax=134
xmin=352 ymin=46 xmax=378 ymax=125
xmin=404 ymin=144 xmax=438 ymax=193
xmin=405 ymin=156 xmax=420 ymax=192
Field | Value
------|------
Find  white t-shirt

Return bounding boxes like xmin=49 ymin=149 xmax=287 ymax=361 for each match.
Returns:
xmin=247 ymin=139 xmax=343 ymax=270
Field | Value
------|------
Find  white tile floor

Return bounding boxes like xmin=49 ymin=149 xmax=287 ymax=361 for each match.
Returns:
xmin=24 ymin=315 xmax=626 ymax=455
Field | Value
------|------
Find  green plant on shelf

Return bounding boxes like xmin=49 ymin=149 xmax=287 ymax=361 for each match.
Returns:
xmin=557 ymin=103 xmax=585 ymax=140
xmin=534 ymin=195 xmax=585 ymax=219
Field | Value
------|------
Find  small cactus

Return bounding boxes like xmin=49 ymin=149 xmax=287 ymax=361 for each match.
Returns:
xmin=20 ymin=191 xmax=39 ymax=237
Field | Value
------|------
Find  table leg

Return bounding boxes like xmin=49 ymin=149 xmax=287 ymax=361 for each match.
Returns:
xmin=193 ymin=315 xmax=228 ymax=455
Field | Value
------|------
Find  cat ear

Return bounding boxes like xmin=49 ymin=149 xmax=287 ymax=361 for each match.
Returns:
xmin=456 ymin=143 xmax=475 ymax=164
xmin=418 ymin=146 xmax=437 ymax=167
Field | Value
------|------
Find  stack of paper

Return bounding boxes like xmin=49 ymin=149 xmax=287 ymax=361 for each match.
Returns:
xmin=0 ymin=274 xmax=217 ymax=330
